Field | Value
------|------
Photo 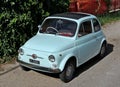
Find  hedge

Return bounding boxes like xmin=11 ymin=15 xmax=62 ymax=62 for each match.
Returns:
xmin=0 ymin=0 xmax=69 ymax=63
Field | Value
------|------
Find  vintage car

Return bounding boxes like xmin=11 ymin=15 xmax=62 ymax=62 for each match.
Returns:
xmin=17 ymin=12 xmax=107 ymax=82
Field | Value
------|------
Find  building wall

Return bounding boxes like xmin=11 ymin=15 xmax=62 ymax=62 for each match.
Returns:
xmin=69 ymin=0 xmax=120 ymax=14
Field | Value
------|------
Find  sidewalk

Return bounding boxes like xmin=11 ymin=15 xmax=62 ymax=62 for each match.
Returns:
xmin=0 ymin=62 xmax=19 ymax=76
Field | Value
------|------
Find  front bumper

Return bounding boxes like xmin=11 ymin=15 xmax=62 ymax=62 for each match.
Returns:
xmin=17 ymin=59 xmax=61 ymax=73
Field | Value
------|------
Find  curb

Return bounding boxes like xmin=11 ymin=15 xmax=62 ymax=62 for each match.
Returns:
xmin=0 ymin=63 xmax=20 ymax=76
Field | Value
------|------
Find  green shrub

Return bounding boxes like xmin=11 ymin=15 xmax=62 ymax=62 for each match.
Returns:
xmin=0 ymin=0 xmax=69 ymax=63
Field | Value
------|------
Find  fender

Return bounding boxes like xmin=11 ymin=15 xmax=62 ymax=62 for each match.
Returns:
xmin=99 ymin=38 xmax=107 ymax=51
xmin=101 ymin=37 xmax=107 ymax=45
xmin=59 ymin=53 xmax=77 ymax=72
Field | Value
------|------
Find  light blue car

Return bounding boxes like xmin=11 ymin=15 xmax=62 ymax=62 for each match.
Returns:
xmin=17 ymin=12 xmax=107 ymax=82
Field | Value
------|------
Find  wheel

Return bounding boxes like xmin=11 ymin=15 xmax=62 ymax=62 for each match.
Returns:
xmin=20 ymin=65 xmax=30 ymax=71
xmin=59 ymin=60 xmax=76 ymax=83
xmin=98 ymin=43 xmax=107 ymax=58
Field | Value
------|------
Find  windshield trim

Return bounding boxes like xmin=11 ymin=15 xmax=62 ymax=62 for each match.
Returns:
xmin=39 ymin=18 xmax=77 ymax=37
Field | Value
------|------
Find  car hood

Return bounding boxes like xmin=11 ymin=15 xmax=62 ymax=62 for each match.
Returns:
xmin=23 ymin=34 xmax=74 ymax=52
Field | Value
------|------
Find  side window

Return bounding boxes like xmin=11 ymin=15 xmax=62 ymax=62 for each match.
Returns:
xmin=93 ymin=19 xmax=101 ymax=32
xmin=78 ymin=20 xmax=92 ymax=37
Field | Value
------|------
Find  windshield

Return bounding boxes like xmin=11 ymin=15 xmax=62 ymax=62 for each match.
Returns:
xmin=40 ymin=18 xmax=77 ymax=37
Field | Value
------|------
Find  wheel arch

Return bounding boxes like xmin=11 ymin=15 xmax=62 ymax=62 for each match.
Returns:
xmin=101 ymin=39 xmax=107 ymax=48
xmin=59 ymin=55 xmax=77 ymax=72
xmin=99 ymin=39 xmax=107 ymax=53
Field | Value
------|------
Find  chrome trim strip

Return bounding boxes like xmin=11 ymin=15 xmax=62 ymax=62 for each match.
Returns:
xmin=26 ymin=54 xmax=44 ymax=59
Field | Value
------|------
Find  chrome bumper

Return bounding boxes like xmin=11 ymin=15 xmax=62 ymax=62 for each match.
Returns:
xmin=17 ymin=59 xmax=61 ymax=73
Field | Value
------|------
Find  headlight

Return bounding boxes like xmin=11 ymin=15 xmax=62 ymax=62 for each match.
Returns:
xmin=48 ymin=55 xmax=55 ymax=62
xmin=18 ymin=48 xmax=24 ymax=55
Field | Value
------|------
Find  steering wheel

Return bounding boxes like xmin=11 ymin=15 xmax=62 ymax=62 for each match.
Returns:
xmin=46 ymin=27 xmax=59 ymax=34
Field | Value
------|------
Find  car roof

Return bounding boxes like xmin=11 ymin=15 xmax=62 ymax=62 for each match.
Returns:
xmin=50 ymin=12 xmax=92 ymax=20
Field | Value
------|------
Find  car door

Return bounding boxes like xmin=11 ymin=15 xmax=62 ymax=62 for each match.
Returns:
xmin=76 ymin=19 xmax=98 ymax=65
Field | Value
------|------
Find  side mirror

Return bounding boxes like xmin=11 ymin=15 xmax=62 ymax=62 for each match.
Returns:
xmin=38 ymin=25 xmax=41 ymax=30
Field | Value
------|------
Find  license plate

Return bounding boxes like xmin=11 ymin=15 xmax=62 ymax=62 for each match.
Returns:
xmin=29 ymin=59 xmax=40 ymax=64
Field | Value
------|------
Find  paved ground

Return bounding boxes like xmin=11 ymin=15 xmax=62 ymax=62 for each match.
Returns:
xmin=0 ymin=21 xmax=120 ymax=87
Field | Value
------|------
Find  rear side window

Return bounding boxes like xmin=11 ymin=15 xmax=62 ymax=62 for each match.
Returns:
xmin=93 ymin=19 xmax=101 ymax=32
xmin=78 ymin=20 xmax=92 ymax=37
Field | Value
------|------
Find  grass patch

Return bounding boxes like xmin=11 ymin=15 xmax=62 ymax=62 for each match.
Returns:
xmin=98 ymin=11 xmax=120 ymax=25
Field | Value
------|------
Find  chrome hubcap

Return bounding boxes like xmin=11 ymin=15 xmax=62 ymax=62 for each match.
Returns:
xmin=66 ymin=65 xmax=73 ymax=77
xmin=101 ymin=45 xmax=105 ymax=55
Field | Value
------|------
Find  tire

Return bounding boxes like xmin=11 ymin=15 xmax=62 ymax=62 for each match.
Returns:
xmin=98 ymin=43 xmax=107 ymax=58
xmin=20 ymin=65 xmax=30 ymax=71
xmin=59 ymin=60 xmax=76 ymax=83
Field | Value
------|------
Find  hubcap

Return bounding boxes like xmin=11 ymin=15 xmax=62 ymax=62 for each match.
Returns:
xmin=66 ymin=64 xmax=74 ymax=77
xmin=101 ymin=45 xmax=105 ymax=56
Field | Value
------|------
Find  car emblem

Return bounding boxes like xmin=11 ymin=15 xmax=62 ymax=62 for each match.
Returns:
xmin=32 ymin=54 xmax=37 ymax=59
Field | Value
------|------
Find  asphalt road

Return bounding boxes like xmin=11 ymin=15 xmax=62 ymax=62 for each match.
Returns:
xmin=0 ymin=21 xmax=120 ymax=87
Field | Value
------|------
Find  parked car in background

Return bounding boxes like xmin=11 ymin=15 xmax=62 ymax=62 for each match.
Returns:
xmin=17 ymin=12 xmax=107 ymax=82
